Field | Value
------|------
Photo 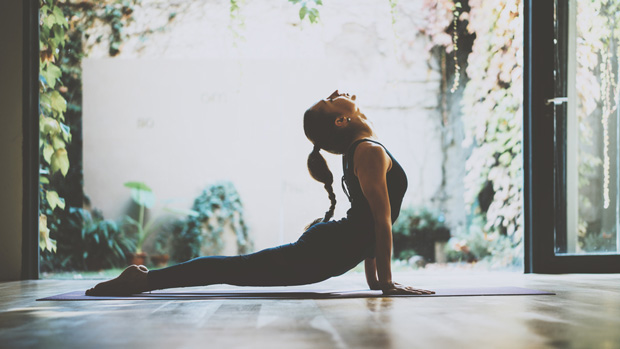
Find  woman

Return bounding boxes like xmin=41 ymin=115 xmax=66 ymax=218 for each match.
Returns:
xmin=86 ymin=90 xmax=434 ymax=296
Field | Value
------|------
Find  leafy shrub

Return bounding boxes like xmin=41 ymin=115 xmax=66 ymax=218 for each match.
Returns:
xmin=445 ymin=215 xmax=522 ymax=267
xmin=41 ymin=207 xmax=134 ymax=271
xmin=171 ymin=181 xmax=252 ymax=262
xmin=582 ymin=228 xmax=617 ymax=253
xmin=392 ymin=207 xmax=450 ymax=262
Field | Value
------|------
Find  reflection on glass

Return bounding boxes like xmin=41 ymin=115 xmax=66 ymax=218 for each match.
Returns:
xmin=558 ymin=0 xmax=619 ymax=254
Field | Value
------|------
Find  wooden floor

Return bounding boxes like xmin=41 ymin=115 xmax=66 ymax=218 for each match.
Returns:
xmin=1 ymin=270 xmax=619 ymax=348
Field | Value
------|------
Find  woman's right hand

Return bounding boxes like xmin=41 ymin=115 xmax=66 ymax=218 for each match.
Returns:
xmin=381 ymin=282 xmax=435 ymax=296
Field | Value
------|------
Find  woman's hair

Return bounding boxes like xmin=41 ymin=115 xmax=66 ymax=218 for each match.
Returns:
xmin=303 ymin=106 xmax=356 ymax=229
xmin=305 ymin=145 xmax=337 ymax=229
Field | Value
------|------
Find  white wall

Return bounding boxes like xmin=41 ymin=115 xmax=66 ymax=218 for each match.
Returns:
xmin=82 ymin=0 xmax=447 ymax=252
xmin=0 ymin=0 xmax=23 ymax=281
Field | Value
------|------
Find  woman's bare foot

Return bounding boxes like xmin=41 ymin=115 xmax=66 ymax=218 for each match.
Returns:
xmin=85 ymin=265 xmax=149 ymax=296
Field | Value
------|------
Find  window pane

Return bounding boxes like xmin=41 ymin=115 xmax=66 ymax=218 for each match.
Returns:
xmin=556 ymin=0 xmax=620 ymax=255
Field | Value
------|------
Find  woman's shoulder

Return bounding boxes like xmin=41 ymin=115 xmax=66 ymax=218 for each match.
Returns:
xmin=352 ymin=140 xmax=391 ymax=173
xmin=354 ymin=140 xmax=389 ymax=158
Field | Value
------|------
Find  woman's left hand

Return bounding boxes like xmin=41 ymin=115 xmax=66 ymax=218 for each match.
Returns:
xmin=367 ymin=279 xmax=382 ymax=290
xmin=381 ymin=282 xmax=435 ymax=296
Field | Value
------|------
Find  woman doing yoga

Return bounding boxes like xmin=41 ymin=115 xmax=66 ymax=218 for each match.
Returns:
xmin=86 ymin=90 xmax=434 ymax=296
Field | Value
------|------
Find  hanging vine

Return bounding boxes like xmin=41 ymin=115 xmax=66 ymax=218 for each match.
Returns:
xmin=39 ymin=0 xmax=71 ymax=253
xmin=229 ymin=0 xmax=246 ymax=45
xmin=450 ymin=1 xmax=462 ymax=93
xmin=418 ymin=0 xmax=523 ymax=266
xmin=288 ymin=0 xmax=323 ymax=24
xmin=39 ymin=0 xmax=140 ymax=259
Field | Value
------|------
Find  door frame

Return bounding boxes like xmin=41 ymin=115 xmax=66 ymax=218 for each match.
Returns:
xmin=22 ymin=0 xmax=40 ymax=280
xmin=524 ymin=0 xmax=620 ymax=273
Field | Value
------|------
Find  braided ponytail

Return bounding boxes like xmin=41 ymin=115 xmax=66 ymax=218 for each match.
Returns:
xmin=305 ymin=145 xmax=337 ymax=230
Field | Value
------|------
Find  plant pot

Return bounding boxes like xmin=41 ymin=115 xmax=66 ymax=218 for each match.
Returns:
xmin=129 ymin=252 xmax=147 ymax=266
xmin=150 ymin=254 xmax=170 ymax=267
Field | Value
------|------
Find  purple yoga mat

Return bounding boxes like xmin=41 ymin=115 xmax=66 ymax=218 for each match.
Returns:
xmin=37 ymin=286 xmax=554 ymax=301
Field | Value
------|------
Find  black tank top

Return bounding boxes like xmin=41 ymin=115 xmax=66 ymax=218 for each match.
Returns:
xmin=341 ymin=139 xmax=408 ymax=227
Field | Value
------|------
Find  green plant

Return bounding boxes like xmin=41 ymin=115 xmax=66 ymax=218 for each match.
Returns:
xmin=229 ymin=0 xmax=245 ymax=45
xmin=582 ymin=228 xmax=617 ymax=253
xmin=39 ymin=0 xmax=140 ymax=268
xmin=391 ymin=207 xmax=450 ymax=262
xmin=445 ymin=213 xmax=522 ymax=267
xmin=39 ymin=0 xmax=71 ymax=253
xmin=40 ymin=207 xmax=134 ymax=271
xmin=419 ymin=0 xmax=523 ymax=263
xmin=123 ymin=181 xmax=158 ymax=254
xmin=171 ymin=181 xmax=252 ymax=262
xmin=288 ymin=0 xmax=322 ymax=24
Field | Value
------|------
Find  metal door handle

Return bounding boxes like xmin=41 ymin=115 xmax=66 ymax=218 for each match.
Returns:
xmin=546 ymin=97 xmax=568 ymax=105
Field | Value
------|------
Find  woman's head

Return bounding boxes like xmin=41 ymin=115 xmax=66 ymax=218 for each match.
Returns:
xmin=303 ymin=90 xmax=372 ymax=155
xmin=303 ymin=90 xmax=373 ymax=228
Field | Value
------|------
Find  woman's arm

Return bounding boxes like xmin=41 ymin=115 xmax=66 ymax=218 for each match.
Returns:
xmin=365 ymin=258 xmax=380 ymax=290
xmin=355 ymin=142 xmax=434 ymax=295
xmin=354 ymin=142 xmax=393 ymax=289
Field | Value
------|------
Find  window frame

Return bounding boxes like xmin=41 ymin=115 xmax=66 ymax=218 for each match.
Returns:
xmin=524 ymin=0 xmax=620 ymax=273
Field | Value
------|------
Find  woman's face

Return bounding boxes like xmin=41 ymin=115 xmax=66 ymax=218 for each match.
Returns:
xmin=311 ymin=90 xmax=358 ymax=117
xmin=305 ymin=90 xmax=374 ymax=152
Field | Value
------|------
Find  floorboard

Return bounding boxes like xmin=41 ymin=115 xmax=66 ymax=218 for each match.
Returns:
xmin=1 ymin=270 xmax=618 ymax=348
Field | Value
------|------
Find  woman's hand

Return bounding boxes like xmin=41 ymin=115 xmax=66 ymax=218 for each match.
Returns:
xmin=381 ymin=282 xmax=435 ymax=296
xmin=367 ymin=279 xmax=382 ymax=290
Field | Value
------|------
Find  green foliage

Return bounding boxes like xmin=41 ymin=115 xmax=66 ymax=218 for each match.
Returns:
xmin=388 ymin=0 xmax=398 ymax=26
xmin=460 ymin=0 xmax=523 ymax=247
xmin=418 ymin=0 xmax=523 ymax=267
xmin=101 ymin=1 xmax=139 ymax=56
xmin=39 ymin=215 xmax=57 ymax=253
xmin=582 ymin=228 xmax=617 ymax=253
xmin=229 ymin=0 xmax=246 ymax=44
xmin=444 ymin=214 xmax=520 ymax=267
xmin=39 ymin=0 xmax=140 ymax=266
xmin=123 ymin=181 xmax=158 ymax=253
xmin=392 ymin=207 xmax=450 ymax=262
xmin=40 ymin=207 xmax=134 ymax=271
xmin=39 ymin=0 xmax=71 ymax=252
xmin=171 ymin=181 xmax=252 ymax=262
xmin=288 ymin=0 xmax=322 ymax=24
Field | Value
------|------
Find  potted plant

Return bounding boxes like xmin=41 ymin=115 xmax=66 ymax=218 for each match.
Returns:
xmin=150 ymin=224 xmax=174 ymax=267
xmin=392 ymin=207 xmax=450 ymax=264
xmin=123 ymin=181 xmax=158 ymax=265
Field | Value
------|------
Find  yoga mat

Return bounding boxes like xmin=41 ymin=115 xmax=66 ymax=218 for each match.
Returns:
xmin=38 ymin=286 xmax=554 ymax=301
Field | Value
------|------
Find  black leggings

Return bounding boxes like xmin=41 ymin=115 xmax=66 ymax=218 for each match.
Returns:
xmin=146 ymin=220 xmax=371 ymax=291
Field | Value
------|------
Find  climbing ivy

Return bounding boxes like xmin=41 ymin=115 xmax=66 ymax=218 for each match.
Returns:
xmin=288 ymin=0 xmax=323 ymax=24
xmin=418 ymin=0 xmax=523 ymax=266
xmin=460 ymin=0 xmax=523 ymax=259
xmin=39 ymin=0 xmax=139 ymax=259
xmin=229 ymin=0 xmax=245 ymax=45
xmin=39 ymin=0 xmax=71 ymax=253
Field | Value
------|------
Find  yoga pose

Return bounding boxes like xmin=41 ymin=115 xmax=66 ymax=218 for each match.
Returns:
xmin=86 ymin=90 xmax=434 ymax=296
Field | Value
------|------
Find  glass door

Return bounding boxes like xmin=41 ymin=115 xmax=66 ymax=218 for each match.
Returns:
xmin=524 ymin=0 xmax=620 ymax=273
xmin=554 ymin=0 xmax=619 ymax=256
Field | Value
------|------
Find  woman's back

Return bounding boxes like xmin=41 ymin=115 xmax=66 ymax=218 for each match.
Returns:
xmin=342 ymin=139 xmax=408 ymax=226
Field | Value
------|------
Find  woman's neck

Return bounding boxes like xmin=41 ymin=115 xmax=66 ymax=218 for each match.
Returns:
xmin=347 ymin=131 xmax=377 ymax=148
xmin=355 ymin=128 xmax=376 ymax=141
